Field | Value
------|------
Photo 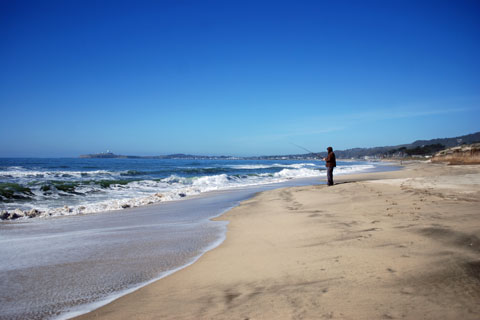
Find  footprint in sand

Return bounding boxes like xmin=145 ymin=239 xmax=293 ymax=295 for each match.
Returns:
xmin=400 ymin=287 xmax=415 ymax=294
xmin=383 ymin=311 xmax=404 ymax=319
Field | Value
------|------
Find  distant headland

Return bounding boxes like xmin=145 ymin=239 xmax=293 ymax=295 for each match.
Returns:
xmin=80 ymin=131 xmax=480 ymax=160
xmin=79 ymin=152 xmax=240 ymax=160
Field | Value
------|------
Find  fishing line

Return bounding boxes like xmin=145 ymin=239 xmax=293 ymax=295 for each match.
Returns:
xmin=289 ymin=142 xmax=316 ymax=154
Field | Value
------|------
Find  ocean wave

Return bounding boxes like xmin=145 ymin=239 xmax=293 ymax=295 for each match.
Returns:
xmin=0 ymin=169 xmax=115 ymax=180
xmin=118 ymin=167 xmax=231 ymax=177
xmin=0 ymin=183 xmax=35 ymax=201
xmin=180 ymin=167 xmax=230 ymax=175
xmin=120 ymin=170 xmax=145 ymax=176
xmin=273 ymin=167 xmax=321 ymax=178
xmin=335 ymin=164 xmax=375 ymax=174
xmin=1 ymin=162 xmax=376 ymax=220
xmin=227 ymin=163 xmax=316 ymax=170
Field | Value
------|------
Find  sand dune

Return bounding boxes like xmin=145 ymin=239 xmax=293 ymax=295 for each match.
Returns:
xmin=76 ymin=162 xmax=480 ymax=320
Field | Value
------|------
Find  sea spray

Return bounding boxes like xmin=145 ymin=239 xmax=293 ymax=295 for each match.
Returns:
xmin=0 ymin=159 xmax=377 ymax=219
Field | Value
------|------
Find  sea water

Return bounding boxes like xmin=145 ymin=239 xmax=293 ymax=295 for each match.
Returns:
xmin=0 ymin=158 xmax=397 ymax=319
xmin=0 ymin=158 xmax=377 ymax=217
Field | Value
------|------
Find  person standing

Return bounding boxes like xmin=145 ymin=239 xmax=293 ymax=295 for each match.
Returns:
xmin=323 ymin=146 xmax=336 ymax=186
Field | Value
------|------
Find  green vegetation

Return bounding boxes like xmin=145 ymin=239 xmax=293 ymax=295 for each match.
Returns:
xmin=405 ymin=144 xmax=445 ymax=156
xmin=387 ymin=144 xmax=445 ymax=157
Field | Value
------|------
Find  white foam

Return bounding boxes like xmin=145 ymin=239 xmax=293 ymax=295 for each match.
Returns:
xmin=52 ymin=220 xmax=230 ymax=320
xmin=228 ymin=163 xmax=316 ymax=170
xmin=0 ymin=169 xmax=114 ymax=179
xmin=4 ymin=163 xmax=377 ymax=219
xmin=273 ymin=167 xmax=320 ymax=178
xmin=335 ymin=164 xmax=375 ymax=175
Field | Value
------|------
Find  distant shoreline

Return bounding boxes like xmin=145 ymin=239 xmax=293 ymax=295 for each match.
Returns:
xmin=78 ymin=131 xmax=480 ymax=161
xmin=78 ymin=152 xmax=320 ymax=161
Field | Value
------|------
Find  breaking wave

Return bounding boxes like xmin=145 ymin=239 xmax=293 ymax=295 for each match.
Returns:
xmin=0 ymin=160 xmax=376 ymax=219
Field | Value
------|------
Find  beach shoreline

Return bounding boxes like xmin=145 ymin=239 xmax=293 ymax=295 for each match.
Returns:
xmin=0 ymin=159 xmax=380 ymax=220
xmin=2 ymin=160 xmax=396 ymax=320
xmin=74 ymin=162 xmax=480 ymax=320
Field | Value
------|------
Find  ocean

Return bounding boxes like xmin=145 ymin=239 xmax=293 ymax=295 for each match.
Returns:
xmin=0 ymin=158 xmax=396 ymax=319
xmin=0 ymin=158 xmax=377 ymax=218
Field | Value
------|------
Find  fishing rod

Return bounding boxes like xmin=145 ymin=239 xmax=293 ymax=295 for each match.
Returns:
xmin=290 ymin=142 xmax=317 ymax=155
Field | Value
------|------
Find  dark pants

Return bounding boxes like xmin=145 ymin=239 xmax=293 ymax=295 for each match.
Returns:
xmin=327 ymin=166 xmax=334 ymax=185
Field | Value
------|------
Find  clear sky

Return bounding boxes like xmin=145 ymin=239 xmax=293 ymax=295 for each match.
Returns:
xmin=1 ymin=0 xmax=479 ymax=157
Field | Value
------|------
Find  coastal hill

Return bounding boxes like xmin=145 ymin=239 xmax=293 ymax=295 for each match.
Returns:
xmin=431 ymin=143 xmax=480 ymax=164
xmin=80 ymin=131 xmax=480 ymax=160
xmin=333 ymin=131 xmax=480 ymax=159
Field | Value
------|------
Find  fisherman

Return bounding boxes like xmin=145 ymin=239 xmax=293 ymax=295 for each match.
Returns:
xmin=323 ymin=146 xmax=336 ymax=186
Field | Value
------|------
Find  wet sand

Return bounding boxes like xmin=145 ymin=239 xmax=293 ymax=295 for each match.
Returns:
xmin=76 ymin=162 xmax=480 ymax=320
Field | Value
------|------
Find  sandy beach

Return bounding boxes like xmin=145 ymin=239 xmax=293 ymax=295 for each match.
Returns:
xmin=76 ymin=162 xmax=480 ymax=320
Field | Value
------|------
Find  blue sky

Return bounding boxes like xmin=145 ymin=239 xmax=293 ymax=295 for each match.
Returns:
xmin=1 ymin=0 xmax=479 ymax=157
